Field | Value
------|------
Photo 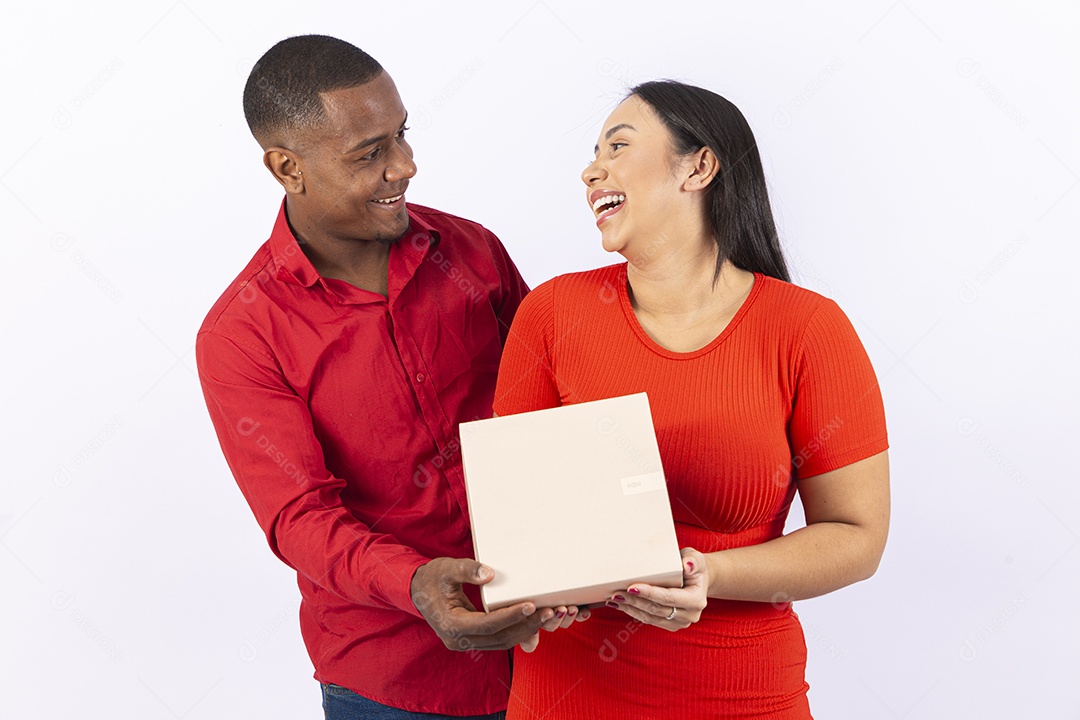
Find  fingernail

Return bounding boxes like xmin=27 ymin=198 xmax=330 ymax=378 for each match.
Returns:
xmin=556 ymin=610 xmax=565 ymax=618
xmin=628 ymin=588 xmax=640 ymax=595
xmin=568 ymin=609 xmax=577 ymax=616
xmin=687 ymin=561 xmax=694 ymax=572
xmin=612 ymin=595 xmax=625 ymax=603
xmin=606 ymin=601 xmax=619 ymax=609
xmin=522 ymin=605 xmax=535 ymax=616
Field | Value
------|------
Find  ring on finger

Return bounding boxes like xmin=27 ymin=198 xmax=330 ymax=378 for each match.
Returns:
xmin=665 ymin=606 xmax=677 ymax=621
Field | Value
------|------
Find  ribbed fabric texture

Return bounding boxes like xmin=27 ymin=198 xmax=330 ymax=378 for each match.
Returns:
xmin=493 ymin=263 xmax=888 ymax=719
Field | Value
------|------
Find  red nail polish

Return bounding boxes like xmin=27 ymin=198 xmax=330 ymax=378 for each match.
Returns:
xmin=628 ymin=587 xmax=640 ymax=595
xmin=613 ymin=594 xmax=625 ymax=603
xmin=606 ymin=601 xmax=619 ymax=609
xmin=568 ymin=609 xmax=577 ymax=616
xmin=556 ymin=610 xmax=565 ymax=618
xmin=687 ymin=561 xmax=694 ymax=572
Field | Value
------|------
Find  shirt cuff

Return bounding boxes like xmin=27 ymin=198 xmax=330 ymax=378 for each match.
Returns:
xmin=378 ymin=550 xmax=431 ymax=619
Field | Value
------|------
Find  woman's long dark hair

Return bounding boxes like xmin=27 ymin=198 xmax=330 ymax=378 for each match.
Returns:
xmin=630 ymin=80 xmax=790 ymax=283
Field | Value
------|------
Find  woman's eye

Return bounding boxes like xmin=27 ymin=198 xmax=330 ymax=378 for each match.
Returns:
xmin=610 ymin=142 xmax=626 ymax=153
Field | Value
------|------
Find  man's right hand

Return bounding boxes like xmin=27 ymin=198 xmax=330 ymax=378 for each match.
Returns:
xmin=410 ymin=557 xmax=555 ymax=653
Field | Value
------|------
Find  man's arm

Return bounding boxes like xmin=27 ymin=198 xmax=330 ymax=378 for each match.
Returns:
xmin=481 ymin=229 xmax=531 ymax=346
xmin=196 ymin=329 xmax=551 ymax=646
xmin=196 ymin=329 xmax=429 ymax=613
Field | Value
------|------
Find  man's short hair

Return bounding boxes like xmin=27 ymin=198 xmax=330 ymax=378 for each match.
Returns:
xmin=243 ymin=34 xmax=384 ymax=145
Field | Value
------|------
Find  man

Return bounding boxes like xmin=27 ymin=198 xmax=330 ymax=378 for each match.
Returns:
xmin=196 ymin=35 xmax=570 ymax=718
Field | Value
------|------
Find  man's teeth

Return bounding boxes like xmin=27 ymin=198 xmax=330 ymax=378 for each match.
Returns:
xmin=592 ymin=194 xmax=625 ymax=214
xmin=374 ymin=194 xmax=403 ymax=204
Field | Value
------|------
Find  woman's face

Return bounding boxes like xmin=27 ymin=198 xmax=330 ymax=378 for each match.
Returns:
xmin=582 ymin=95 xmax=691 ymax=257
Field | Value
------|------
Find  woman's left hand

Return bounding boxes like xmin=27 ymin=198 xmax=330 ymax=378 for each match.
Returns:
xmin=606 ymin=548 xmax=708 ymax=631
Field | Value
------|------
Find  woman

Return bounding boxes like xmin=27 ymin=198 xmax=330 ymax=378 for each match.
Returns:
xmin=493 ymin=80 xmax=890 ymax=718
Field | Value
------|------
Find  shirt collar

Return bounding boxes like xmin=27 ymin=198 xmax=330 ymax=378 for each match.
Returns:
xmin=268 ymin=198 xmax=321 ymax=288
xmin=267 ymin=198 xmax=442 ymax=290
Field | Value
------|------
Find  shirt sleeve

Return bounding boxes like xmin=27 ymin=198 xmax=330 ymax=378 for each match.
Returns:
xmin=196 ymin=329 xmax=430 ymax=617
xmin=789 ymin=298 xmax=889 ymax=479
xmin=493 ymin=280 xmax=562 ymax=416
xmin=481 ymin=229 xmax=531 ymax=346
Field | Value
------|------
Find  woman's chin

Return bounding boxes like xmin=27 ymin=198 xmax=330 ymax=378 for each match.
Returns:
xmin=600 ymin=231 xmax=626 ymax=255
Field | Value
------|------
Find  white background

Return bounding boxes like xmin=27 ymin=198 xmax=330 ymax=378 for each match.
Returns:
xmin=2 ymin=1 xmax=1077 ymax=718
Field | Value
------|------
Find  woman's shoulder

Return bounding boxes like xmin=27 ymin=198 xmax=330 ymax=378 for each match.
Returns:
xmin=548 ymin=262 xmax=624 ymax=291
xmin=753 ymin=274 xmax=847 ymax=325
xmin=511 ymin=263 xmax=624 ymax=336
xmin=525 ymin=262 xmax=625 ymax=305
xmin=750 ymin=274 xmax=868 ymax=356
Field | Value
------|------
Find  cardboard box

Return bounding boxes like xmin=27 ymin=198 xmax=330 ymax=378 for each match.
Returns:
xmin=459 ymin=392 xmax=683 ymax=611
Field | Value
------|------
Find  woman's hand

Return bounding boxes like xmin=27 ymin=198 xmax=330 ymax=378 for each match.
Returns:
xmin=606 ymin=548 xmax=708 ymax=630
xmin=519 ymin=604 xmax=593 ymax=652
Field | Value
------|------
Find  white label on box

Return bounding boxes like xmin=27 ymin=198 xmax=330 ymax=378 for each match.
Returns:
xmin=620 ymin=471 xmax=665 ymax=496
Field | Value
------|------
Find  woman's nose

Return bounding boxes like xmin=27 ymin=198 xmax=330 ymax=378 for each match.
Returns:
xmin=581 ymin=157 xmax=604 ymax=186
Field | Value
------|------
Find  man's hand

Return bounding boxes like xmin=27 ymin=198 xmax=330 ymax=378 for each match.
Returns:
xmin=518 ymin=601 xmax=593 ymax=652
xmin=410 ymin=557 xmax=555 ymax=652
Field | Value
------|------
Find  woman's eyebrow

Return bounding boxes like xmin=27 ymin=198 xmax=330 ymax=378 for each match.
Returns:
xmin=594 ymin=123 xmax=637 ymax=154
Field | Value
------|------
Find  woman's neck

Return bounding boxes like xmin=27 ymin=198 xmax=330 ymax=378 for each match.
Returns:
xmin=625 ymin=232 xmax=751 ymax=319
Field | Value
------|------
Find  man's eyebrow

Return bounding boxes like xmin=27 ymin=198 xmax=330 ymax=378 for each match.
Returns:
xmin=593 ymin=123 xmax=636 ymax=154
xmin=345 ymin=114 xmax=409 ymax=155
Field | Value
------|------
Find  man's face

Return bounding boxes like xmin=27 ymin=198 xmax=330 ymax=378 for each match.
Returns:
xmin=293 ymin=72 xmax=416 ymax=244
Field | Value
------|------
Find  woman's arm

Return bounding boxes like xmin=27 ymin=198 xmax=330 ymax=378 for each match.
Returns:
xmin=610 ymin=451 xmax=889 ymax=629
xmin=706 ymin=450 xmax=890 ymax=603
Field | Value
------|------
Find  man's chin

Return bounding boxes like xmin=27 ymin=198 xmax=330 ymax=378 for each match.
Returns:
xmin=372 ymin=216 xmax=411 ymax=246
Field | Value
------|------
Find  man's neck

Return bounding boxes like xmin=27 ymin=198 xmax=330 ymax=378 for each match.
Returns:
xmin=286 ymin=201 xmax=392 ymax=296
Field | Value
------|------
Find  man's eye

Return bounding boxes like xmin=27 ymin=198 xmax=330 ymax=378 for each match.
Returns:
xmin=361 ymin=148 xmax=380 ymax=161
xmin=397 ymin=125 xmax=410 ymax=138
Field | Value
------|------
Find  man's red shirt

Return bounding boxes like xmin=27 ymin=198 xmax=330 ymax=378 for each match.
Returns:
xmin=196 ymin=200 xmax=529 ymax=714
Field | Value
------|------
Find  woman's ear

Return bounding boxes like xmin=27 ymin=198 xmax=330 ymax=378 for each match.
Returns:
xmin=683 ymin=146 xmax=720 ymax=192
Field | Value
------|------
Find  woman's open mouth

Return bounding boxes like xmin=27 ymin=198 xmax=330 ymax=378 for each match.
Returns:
xmin=591 ymin=192 xmax=626 ymax=225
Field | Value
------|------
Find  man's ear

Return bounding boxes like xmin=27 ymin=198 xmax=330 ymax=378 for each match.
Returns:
xmin=263 ymin=148 xmax=305 ymax=193
xmin=683 ymin=146 xmax=720 ymax=193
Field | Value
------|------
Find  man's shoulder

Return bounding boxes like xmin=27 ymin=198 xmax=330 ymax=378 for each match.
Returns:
xmin=196 ymin=240 xmax=276 ymax=340
xmin=406 ymin=203 xmax=513 ymax=277
xmin=407 ymin=202 xmax=494 ymax=240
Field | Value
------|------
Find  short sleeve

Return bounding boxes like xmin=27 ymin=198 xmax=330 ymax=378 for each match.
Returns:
xmin=493 ymin=280 xmax=561 ymax=416
xmin=789 ymin=299 xmax=889 ymax=479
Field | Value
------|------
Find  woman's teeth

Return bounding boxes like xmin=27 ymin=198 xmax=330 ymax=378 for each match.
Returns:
xmin=592 ymin=194 xmax=625 ymax=216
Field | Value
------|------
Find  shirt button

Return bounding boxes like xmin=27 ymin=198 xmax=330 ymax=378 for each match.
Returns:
xmin=415 ymin=373 xmax=425 ymax=383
